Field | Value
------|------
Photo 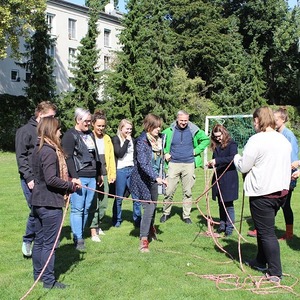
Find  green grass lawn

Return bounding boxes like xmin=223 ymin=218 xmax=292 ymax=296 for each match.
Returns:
xmin=1 ymin=151 xmax=300 ymax=299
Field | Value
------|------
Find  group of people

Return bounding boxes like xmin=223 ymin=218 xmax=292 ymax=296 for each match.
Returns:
xmin=15 ymin=104 xmax=210 ymax=288
xmin=209 ymin=106 xmax=298 ymax=282
xmin=15 ymin=102 xmax=298 ymax=288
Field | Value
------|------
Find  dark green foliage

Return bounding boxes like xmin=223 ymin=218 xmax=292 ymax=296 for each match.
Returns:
xmin=66 ymin=0 xmax=102 ymax=112
xmin=102 ymin=0 xmax=178 ymax=135
xmin=58 ymin=0 xmax=103 ymax=130
xmin=0 ymin=95 xmax=31 ymax=151
xmin=16 ymin=11 xmax=56 ymax=108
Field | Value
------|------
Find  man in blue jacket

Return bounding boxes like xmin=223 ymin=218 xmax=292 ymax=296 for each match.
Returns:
xmin=160 ymin=110 xmax=209 ymax=224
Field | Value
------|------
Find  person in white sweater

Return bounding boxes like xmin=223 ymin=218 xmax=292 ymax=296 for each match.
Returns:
xmin=234 ymin=106 xmax=291 ymax=282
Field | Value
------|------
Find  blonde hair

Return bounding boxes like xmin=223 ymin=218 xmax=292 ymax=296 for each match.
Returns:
xmin=117 ymin=119 xmax=133 ymax=140
xmin=253 ymin=106 xmax=276 ymax=132
xmin=274 ymin=107 xmax=288 ymax=123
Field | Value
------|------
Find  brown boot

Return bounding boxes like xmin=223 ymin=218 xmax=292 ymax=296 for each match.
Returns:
xmin=279 ymin=224 xmax=293 ymax=240
xmin=139 ymin=237 xmax=150 ymax=253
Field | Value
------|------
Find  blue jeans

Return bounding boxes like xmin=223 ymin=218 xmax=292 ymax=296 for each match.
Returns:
xmin=70 ymin=177 xmax=96 ymax=241
xmin=32 ymin=206 xmax=62 ymax=285
xmin=21 ymin=178 xmax=35 ymax=243
xmin=113 ymin=167 xmax=141 ymax=225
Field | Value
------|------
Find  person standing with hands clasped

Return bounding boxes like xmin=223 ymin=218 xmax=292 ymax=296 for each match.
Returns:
xmin=160 ymin=110 xmax=209 ymax=224
xmin=88 ymin=110 xmax=116 ymax=241
xmin=207 ymin=124 xmax=239 ymax=237
xmin=130 ymin=114 xmax=167 ymax=252
xmin=234 ymin=107 xmax=291 ymax=282
xmin=31 ymin=117 xmax=80 ymax=289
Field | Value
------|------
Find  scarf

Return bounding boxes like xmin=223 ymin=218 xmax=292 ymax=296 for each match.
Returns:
xmin=44 ymin=137 xmax=69 ymax=181
xmin=146 ymin=133 xmax=162 ymax=154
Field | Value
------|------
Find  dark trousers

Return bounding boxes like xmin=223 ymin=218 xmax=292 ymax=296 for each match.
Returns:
xmin=250 ymin=196 xmax=286 ymax=277
xmin=218 ymin=200 xmax=234 ymax=234
xmin=21 ymin=178 xmax=35 ymax=243
xmin=139 ymin=183 xmax=158 ymax=238
xmin=32 ymin=206 xmax=62 ymax=285
xmin=282 ymin=189 xmax=293 ymax=225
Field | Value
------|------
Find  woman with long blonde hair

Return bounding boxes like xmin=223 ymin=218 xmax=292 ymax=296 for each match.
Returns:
xmin=111 ymin=119 xmax=141 ymax=227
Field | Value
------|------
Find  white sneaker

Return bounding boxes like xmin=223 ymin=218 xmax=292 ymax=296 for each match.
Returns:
xmin=97 ymin=228 xmax=106 ymax=236
xmin=91 ymin=235 xmax=101 ymax=242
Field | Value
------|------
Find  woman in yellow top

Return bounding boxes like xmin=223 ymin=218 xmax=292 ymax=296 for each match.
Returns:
xmin=89 ymin=110 xmax=116 ymax=242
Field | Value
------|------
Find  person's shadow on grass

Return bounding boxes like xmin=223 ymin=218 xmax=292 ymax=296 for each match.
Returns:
xmin=55 ymin=243 xmax=85 ymax=280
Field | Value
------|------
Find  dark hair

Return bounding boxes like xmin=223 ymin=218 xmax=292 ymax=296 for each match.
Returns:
xmin=37 ymin=117 xmax=63 ymax=153
xmin=92 ymin=109 xmax=107 ymax=125
xmin=210 ymin=124 xmax=232 ymax=151
xmin=143 ymin=114 xmax=162 ymax=132
xmin=253 ymin=106 xmax=276 ymax=132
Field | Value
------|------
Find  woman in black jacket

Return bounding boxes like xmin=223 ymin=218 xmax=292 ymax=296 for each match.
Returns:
xmin=62 ymin=108 xmax=99 ymax=250
xmin=31 ymin=117 xmax=80 ymax=289
xmin=207 ymin=124 xmax=239 ymax=237
xmin=111 ymin=119 xmax=141 ymax=227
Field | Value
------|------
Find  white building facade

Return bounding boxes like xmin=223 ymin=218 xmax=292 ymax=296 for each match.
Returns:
xmin=0 ymin=0 xmax=123 ymax=97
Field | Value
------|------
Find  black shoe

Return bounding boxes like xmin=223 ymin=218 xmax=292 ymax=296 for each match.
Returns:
xmin=43 ymin=281 xmax=67 ymax=289
xmin=245 ymin=259 xmax=267 ymax=272
xmin=217 ymin=227 xmax=226 ymax=233
xmin=183 ymin=218 xmax=192 ymax=224
xmin=160 ymin=214 xmax=169 ymax=223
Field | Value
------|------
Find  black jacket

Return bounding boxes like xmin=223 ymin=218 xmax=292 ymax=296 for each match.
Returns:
xmin=111 ymin=135 xmax=135 ymax=166
xmin=15 ymin=116 xmax=38 ymax=183
xmin=30 ymin=142 xmax=74 ymax=208
xmin=62 ymin=127 xmax=99 ymax=179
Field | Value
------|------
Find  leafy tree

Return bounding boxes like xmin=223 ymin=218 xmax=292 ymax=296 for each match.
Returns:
xmin=0 ymin=0 xmax=46 ymax=59
xmin=16 ymin=12 xmax=56 ymax=108
xmin=102 ymin=0 xmax=177 ymax=135
xmin=171 ymin=67 xmax=220 ymax=125
xmin=223 ymin=0 xmax=300 ymax=105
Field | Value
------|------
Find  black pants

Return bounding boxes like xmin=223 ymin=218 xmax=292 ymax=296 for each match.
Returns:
xmin=250 ymin=196 xmax=286 ymax=277
xmin=282 ymin=189 xmax=294 ymax=225
xmin=32 ymin=206 xmax=63 ymax=285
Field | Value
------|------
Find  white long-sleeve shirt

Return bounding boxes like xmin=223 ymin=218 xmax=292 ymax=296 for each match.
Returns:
xmin=234 ymin=130 xmax=291 ymax=197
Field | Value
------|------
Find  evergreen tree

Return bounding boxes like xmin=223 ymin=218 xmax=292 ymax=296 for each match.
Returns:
xmin=69 ymin=0 xmax=102 ymax=112
xmin=103 ymin=0 xmax=177 ymax=134
xmin=17 ymin=11 xmax=56 ymax=108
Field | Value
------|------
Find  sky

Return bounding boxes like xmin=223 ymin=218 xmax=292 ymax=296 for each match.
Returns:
xmin=68 ymin=0 xmax=127 ymax=12
xmin=67 ymin=0 xmax=298 ymax=12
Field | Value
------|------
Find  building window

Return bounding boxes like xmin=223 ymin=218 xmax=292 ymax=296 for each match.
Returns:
xmin=46 ymin=45 xmax=55 ymax=58
xmin=68 ymin=19 xmax=76 ymax=39
xmin=46 ymin=13 xmax=55 ymax=35
xmin=104 ymin=29 xmax=110 ymax=47
xmin=68 ymin=48 xmax=76 ymax=68
xmin=11 ymin=70 xmax=20 ymax=82
xmin=25 ymin=72 xmax=31 ymax=83
xmin=104 ymin=56 xmax=110 ymax=70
